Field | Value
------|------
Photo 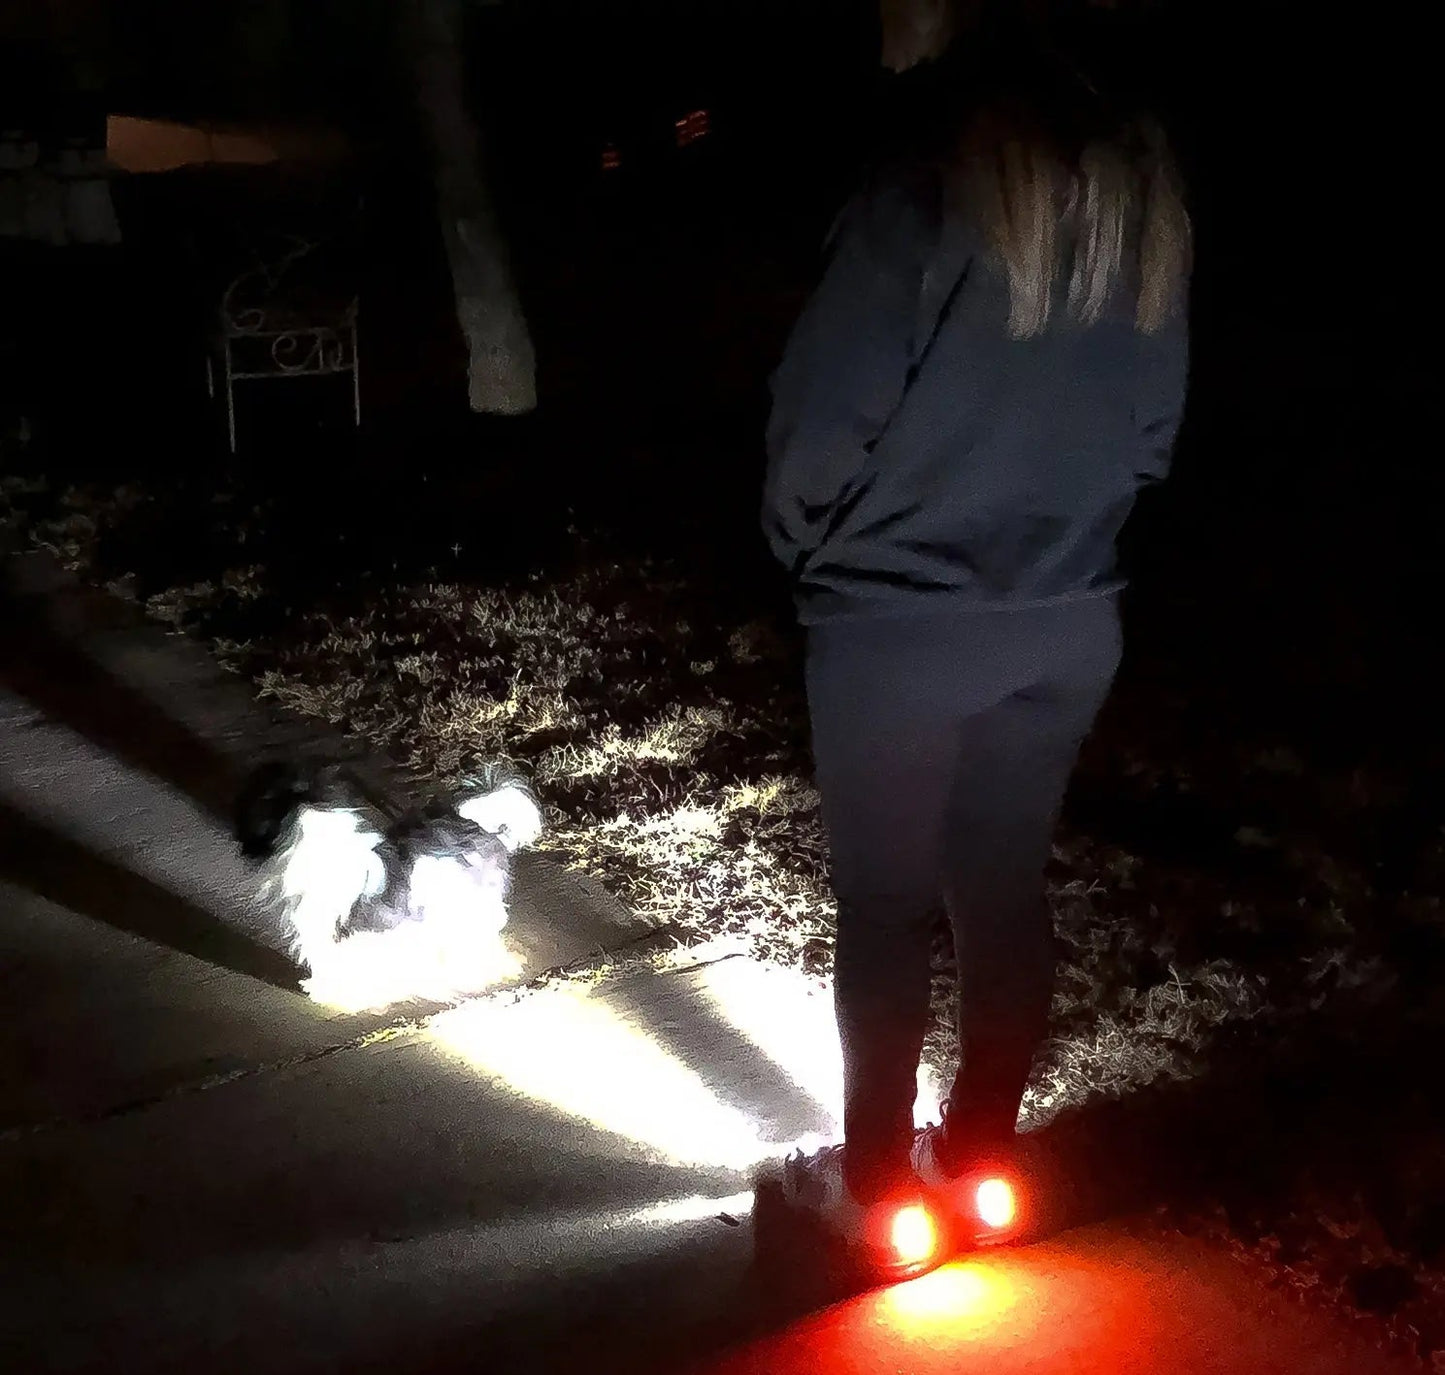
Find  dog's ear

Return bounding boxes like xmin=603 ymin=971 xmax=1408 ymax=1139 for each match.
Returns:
xmin=234 ymin=760 xmax=316 ymax=859
xmin=454 ymin=763 xmax=544 ymax=852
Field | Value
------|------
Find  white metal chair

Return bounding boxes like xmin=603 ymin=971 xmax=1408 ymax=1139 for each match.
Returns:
xmin=206 ymin=233 xmax=360 ymax=454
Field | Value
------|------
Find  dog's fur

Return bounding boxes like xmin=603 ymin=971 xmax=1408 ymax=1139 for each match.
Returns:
xmin=236 ymin=760 xmax=542 ymax=1011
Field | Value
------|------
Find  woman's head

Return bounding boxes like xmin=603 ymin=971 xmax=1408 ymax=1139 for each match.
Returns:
xmin=938 ymin=7 xmax=1191 ymax=337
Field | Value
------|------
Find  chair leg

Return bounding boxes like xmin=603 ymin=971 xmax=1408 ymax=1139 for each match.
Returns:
xmin=224 ymin=338 xmax=237 ymax=454
xmin=351 ymin=320 xmax=361 ymax=429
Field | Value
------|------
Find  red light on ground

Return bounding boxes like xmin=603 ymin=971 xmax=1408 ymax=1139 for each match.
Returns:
xmin=976 ymin=1177 xmax=1016 ymax=1230
xmin=889 ymin=1203 xmax=939 ymax=1267
xmin=877 ymin=1259 xmax=1017 ymax=1332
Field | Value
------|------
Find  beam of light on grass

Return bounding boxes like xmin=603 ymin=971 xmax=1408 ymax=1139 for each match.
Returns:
xmin=427 ymin=985 xmax=767 ymax=1171
xmin=693 ymin=952 xmax=947 ymax=1139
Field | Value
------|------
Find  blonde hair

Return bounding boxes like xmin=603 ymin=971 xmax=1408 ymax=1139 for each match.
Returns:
xmin=957 ymin=97 xmax=1191 ymax=338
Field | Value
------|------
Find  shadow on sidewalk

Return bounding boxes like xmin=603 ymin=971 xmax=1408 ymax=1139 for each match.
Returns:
xmin=0 ymin=801 xmax=299 ymax=992
xmin=1 ymin=563 xmax=246 ymax=827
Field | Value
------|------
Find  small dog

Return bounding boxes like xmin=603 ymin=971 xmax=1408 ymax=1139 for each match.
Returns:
xmin=236 ymin=759 xmax=542 ymax=1012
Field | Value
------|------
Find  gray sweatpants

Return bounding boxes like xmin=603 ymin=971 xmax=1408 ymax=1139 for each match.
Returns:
xmin=805 ymin=595 xmax=1122 ymax=1202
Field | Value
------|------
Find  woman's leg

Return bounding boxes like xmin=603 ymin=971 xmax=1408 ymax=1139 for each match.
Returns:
xmin=806 ymin=619 xmax=1004 ymax=1203
xmin=940 ymin=599 xmax=1123 ymax=1157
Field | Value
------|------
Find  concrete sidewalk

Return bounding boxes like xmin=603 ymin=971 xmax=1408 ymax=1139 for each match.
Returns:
xmin=0 ymin=891 xmax=1416 ymax=1375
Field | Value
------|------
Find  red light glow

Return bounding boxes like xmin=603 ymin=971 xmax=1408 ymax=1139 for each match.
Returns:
xmin=877 ymin=1259 xmax=1017 ymax=1332
xmin=975 ymin=1177 xmax=1017 ymax=1230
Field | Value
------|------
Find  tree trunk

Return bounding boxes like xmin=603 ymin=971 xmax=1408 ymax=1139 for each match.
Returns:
xmin=405 ymin=0 xmax=536 ymax=415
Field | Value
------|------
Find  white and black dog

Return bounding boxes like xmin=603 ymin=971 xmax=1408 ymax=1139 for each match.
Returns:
xmin=236 ymin=760 xmax=542 ymax=1012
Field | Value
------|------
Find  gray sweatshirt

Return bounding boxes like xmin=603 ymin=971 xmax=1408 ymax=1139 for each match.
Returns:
xmin=762 ymin=158 xmax=1189 ymax=623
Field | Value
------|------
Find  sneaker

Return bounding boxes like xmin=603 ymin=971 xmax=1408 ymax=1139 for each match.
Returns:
xmin=912 ymin=1110 xmax=1028 ymax=1247
xmin=776 ymin=1143 xmax=947 ymax=1280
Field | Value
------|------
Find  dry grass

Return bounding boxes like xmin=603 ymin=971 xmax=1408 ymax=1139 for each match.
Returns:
xmin=2 ymin=478 xmax=1286 ymax=1122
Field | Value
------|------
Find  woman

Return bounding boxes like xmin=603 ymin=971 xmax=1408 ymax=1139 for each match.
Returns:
xmin=763 ymin=12 xmax=1191 ymax=1267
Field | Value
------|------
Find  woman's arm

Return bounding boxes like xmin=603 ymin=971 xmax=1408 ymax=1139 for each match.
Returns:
xmin=762 ymin=180 xmax=932 ymax=575
xmin=1131 ymin=308 xmax=1190 ymax=485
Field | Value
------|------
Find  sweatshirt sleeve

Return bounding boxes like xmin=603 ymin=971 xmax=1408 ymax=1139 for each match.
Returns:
xmin=1131 ymin=308 xmax=1190 ymax=484
xmin=762 ymin=181 xmax=930 ymax=574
